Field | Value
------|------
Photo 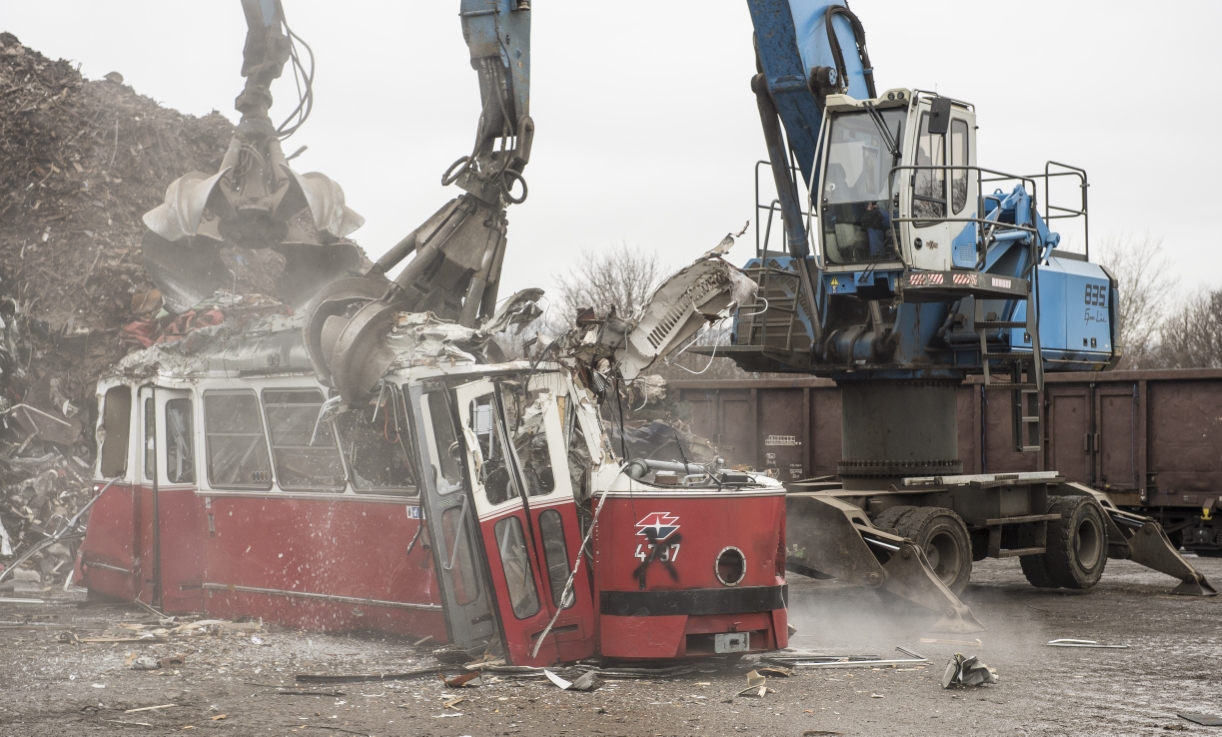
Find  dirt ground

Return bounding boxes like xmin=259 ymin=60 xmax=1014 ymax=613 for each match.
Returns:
xmin=1 ymin=555 xmax=1220 ymax=737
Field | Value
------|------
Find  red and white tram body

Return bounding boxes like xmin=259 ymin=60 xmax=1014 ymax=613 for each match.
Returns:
xmin=80 ymin=319 xmax=787 ymax=664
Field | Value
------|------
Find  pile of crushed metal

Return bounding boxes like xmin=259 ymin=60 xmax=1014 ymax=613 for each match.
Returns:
xmin=0 ymin=34 xmax=286 ymax=586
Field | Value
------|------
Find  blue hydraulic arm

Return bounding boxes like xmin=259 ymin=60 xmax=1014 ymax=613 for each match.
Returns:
xmin=747 ymin=1 xmax=875 ymax=184
xmin=743 ymin=1 xmax=876 ymax=340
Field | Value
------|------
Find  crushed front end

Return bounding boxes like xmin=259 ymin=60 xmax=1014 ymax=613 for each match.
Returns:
xmin=592 ymin=463 xmax=788 ymax=659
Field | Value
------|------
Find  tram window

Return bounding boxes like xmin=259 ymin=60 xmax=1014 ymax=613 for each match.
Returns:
xmin=165 ymin=398 xmax=195 ymax=484
xmin=502 ymin=385 xmax=556 ymax=497
xmin=100 ymin=386 xmax=131 ymax=479
xmin=565 ymin=402 xmax=593 ymax=503
xmin=951 ymin=118 xmax=969 ymax=215
xmin=262 ymin=389 xmax=345 ymax=491
xmin=539 ymin=510 xmax=574 ymax=609
xmin=203 ymin=391 xmax=273 ymax=490
xmin=494 ymin=516 xmax=541 ymax=619
xmin=426 ymin=392 xmax=465 ymax=494
xmin=335 ymin=396 xmax=417 ymax=494
xmin=143 ymin=398 xmax=154 ymax=481
xmin=467 ymin=394 xmax=518 ymax=506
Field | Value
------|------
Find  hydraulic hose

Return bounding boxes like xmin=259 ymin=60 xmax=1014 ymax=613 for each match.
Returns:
xmin=824 ymin=5 xmax=876 ymax=99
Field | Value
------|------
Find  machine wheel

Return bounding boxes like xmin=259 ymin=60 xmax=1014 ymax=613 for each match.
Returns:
xmin=1019 ymin=552 xmax=1060 ymax=588
xmin=893 ymin=507 xmax=973 ymax=595
xmin=1045 ymin=495 xmax=1107 ymax=589
xmin=872 ymin=505 xmax=918 ymax=534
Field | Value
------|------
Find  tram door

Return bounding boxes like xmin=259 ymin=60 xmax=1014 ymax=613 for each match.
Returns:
xmin=454 ymin=377 xmax=595 ymax=666
xmin=413 ymin=383 xmax=497 ymax=651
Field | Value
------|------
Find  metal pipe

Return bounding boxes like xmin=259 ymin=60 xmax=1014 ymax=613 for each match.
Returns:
xmin=373 ymin=228 xmax=419 ymax=274
xmin=149 ymin=385 xmax=162 ymax=609
xmin=751 ymin=74 xmax=808 ymax=259
xmin=624 ymin=458 xmax=712 ymax=479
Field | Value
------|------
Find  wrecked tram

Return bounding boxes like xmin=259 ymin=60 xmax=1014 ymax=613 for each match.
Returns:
xmin=79 ymin=298 xmax=788 ymax=666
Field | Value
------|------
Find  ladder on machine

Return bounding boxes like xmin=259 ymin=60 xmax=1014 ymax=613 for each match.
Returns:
xmin=974 ymin=286 xmax=1043 ymax=453
xmin=739 ymin=261 xmax=811 ymax=359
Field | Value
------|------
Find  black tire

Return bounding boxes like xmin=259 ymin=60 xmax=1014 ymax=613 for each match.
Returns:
xmin=1021 ymin=495 xmax=1062 ymax=588
xmin=1019 ymin=552 xmax=1060 ymax=588
xmin=1046 ymin=495 xmax=1107 ymax=589
xmin=872 ymin=505 xmax=918 ymax=534
xmin=893 ymin=507 xmax=973 ymax=595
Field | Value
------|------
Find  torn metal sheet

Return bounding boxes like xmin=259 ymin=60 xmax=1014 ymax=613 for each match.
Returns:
xmin=737 ymin=669 xmax=770 ymax=698
xmin=614 ymin=254 xmax=757 ymax=381
xmin=1046 ymin=638 xmax=1129 ymax=649
xmin=1180 ymin=713 xmax=1222 ymax=726
xmin=920 ymin=637 xmax=983 ymax=647
xmin=766 ymin=647 xmax=927 ymax=669
xmin=543 ymin=669 xmax=599 ymax=692
xmin=940 ymin=653 xmax=998 ymax=688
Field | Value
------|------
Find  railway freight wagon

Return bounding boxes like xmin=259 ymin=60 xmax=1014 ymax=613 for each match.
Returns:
xmin=674 ymin=369 xmax=1222 ymax=555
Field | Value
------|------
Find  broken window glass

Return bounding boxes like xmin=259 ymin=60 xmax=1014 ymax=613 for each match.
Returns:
xmin=262 ymin=389 xmax=345 ymax=491
xmin=334 ymin=394 xmax=417 ymax=494
xmin=426 ymin=391 xmax=464 ymax=494
xmin=165 ymin=398 xmax=194 ymax=484
xmin=565 ymin=400 xmax=592 ymax=503
xmin=99 ymin=386 xmax=131 ymax=479
xmin=539 ymin=509 xmax=574 ymax=609
xmin=501 ymin=383 xmax=556 ymax=497
xmin=494 ymin=516 xmax=541 ymax=619
xmin=204 ymin=391 xmax=273 ymax=490
xmin=467 ymin=393 xmax=518 ymax=506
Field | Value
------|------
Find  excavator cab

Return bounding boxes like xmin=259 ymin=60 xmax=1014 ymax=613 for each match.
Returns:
xmin=815 ymin=89 xmax=978 ymax=274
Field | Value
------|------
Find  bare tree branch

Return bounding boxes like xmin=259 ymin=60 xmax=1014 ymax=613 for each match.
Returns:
xmin=1149 ymin=288 xmax=1222 ymax=369
xmin=548 ymin=243 xmax=663 ymax=329
xmin=1096 ymin=233 xmax=1176 ymax=369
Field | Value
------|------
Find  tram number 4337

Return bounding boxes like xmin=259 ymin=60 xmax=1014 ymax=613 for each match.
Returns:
xmin=634 ymin=543 xmax=681 ymax=562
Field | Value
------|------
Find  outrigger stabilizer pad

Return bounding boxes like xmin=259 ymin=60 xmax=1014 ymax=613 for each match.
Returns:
xmin=1059 ymin=482 xmax=1217 ymax=597
xmin=785 ymin=492 xmax=986 ymax=633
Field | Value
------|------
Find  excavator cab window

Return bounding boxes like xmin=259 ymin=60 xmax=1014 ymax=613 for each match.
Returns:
xmin=820 ymin=109 xmax=906 ymax=266
xmin=913 ymin=112 xmax=947 ymax=220
xmin=950 ymin=119 xmax=969 ymax=215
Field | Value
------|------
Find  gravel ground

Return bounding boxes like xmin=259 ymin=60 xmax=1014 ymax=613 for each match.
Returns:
xmin=1 ymin=555 xmax=1219 ymax=736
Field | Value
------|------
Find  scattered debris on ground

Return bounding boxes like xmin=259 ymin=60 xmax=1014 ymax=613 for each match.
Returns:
xmin=920 ymin=637 xmax=984 ymax=647
xmin=736 ymin=669 xmax=773 ymax=698
xmin=1179 ymin=713 xmax=1222 ymax=726
xmin=940 ymin=653 xmax=999 ymax=688
xmin=765 ymin=647 xmax=928 ymax=669
xmin=543 ymin=669 xmax=599 ymax=692
xmin=1046 ymin=638 xmax=1130 ymax=649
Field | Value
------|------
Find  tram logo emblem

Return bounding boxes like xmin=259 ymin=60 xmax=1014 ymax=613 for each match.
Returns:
xmin=635 ymin=512 xmax=680 ymax=542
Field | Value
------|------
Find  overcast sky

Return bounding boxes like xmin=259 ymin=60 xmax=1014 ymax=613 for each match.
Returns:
xmin=4 ymin=1 xmax=1221 ymax=298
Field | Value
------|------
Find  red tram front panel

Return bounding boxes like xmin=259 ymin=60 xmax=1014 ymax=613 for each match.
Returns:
xmin=592 ymin=488 xmax=788 ymax=659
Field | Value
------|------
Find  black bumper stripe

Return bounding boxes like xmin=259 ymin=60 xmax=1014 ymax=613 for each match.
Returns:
xmin=599 ymin=585 xmax=787 ymax=617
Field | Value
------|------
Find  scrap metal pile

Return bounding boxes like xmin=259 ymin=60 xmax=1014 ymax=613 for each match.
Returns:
xmin=0 ymin=33 xmax=299 ymax=585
